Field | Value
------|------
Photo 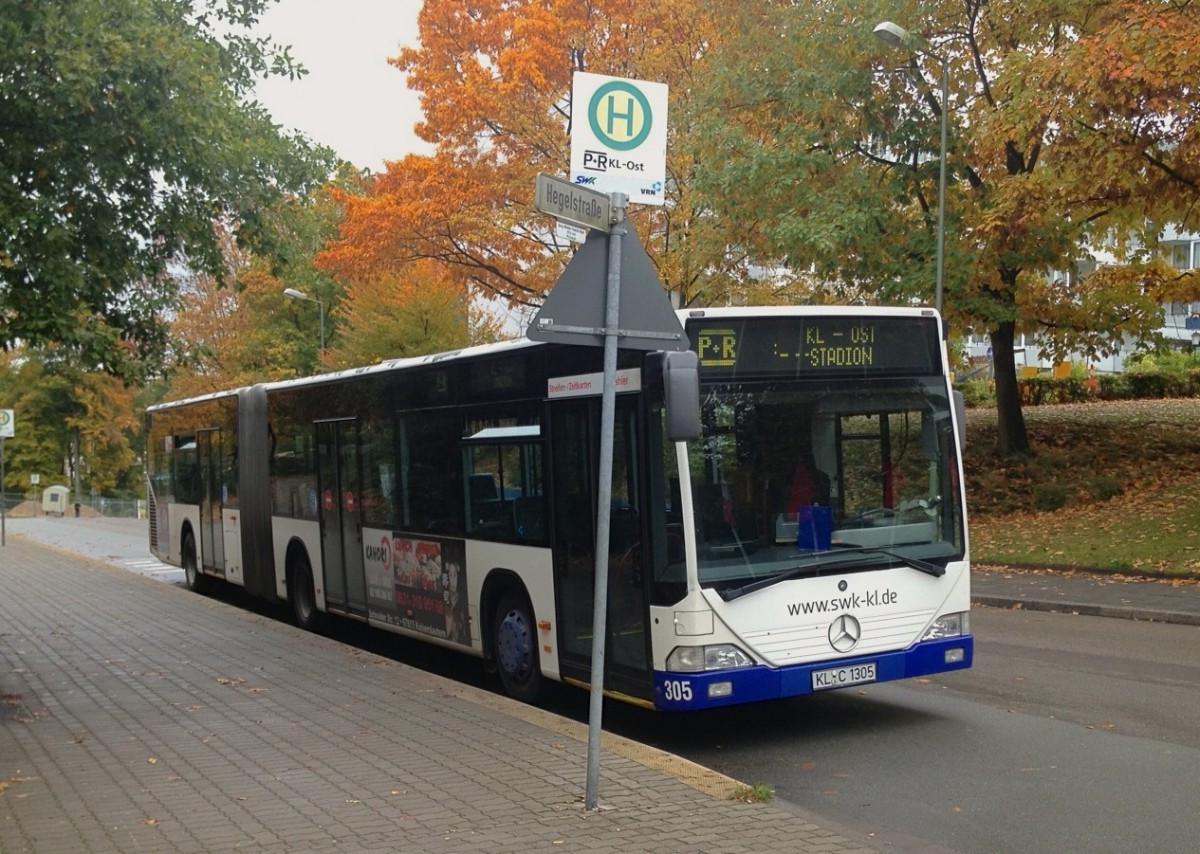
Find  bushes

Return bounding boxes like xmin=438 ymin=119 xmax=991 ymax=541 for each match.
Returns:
xmin=1032 ymin=484 xmax=1070 ymax=511
xmin=1088 ymin=476 xmax=1123 ymax=501
xmin=956 ymin=366 xmax=1200 ymax=407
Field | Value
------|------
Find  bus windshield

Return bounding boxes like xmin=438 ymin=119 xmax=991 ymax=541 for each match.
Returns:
xmin=677 ymin=377 xmax=964 ymax=591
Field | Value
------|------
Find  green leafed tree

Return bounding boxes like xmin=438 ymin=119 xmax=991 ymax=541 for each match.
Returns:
xmin=689 ymin=0 xmax=1200 ymax=454
xmin=0 ymin=0 xmax=335 ymax=380
xmin=0 ymin=347 xmax=138 ymax=501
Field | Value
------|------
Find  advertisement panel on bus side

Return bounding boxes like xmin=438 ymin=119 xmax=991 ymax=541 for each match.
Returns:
xmin=362 ymin=527 xmax=470 ymax=645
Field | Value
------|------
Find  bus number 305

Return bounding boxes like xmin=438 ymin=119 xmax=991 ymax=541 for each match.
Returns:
xmin=663 ymin=680 xmax=693 ymax=702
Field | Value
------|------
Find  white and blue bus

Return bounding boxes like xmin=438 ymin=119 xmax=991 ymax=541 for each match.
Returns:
xmin=146 ymin=306 xmax=972 ymax=710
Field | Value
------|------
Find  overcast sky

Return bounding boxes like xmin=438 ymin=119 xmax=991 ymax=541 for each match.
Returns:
xmin=254 ymin=0 xmax=430 ymax=171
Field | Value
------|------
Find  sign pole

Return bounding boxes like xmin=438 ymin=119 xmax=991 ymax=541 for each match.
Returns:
xmin=1 ymin=437 xmax=6 ymax=546
xmin=584 ymin=192 xmax=628 ymax=810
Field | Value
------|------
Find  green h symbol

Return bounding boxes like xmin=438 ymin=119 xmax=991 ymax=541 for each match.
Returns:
xmin=604 ymin=92 xmax=636 ymax=137
xmin=588 ymin=80 xmax=653 ymax=151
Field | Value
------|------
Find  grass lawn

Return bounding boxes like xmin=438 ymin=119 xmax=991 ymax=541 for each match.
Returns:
xmin=964 ymin=398 xmax=1200 ymax=578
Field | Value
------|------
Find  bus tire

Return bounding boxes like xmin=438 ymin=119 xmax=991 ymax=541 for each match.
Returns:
xmin=289 ymin=551 xmax=324 ymax=632
xmin=493 ymin=591 xmax=542 ymax=703
xmin=182 ymin=530 xmax=209 ymax=594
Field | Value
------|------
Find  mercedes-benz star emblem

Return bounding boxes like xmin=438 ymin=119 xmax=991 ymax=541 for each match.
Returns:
xmin=828 ymin=614 xmax=862 ymax=653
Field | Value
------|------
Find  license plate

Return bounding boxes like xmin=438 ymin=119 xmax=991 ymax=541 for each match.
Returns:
xmin=811 ymin=662 xmax=877 ymax=691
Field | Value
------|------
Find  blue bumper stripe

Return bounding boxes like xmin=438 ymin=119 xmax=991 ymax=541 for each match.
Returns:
xmin=653 ymin=635 xmax=973 ymax=711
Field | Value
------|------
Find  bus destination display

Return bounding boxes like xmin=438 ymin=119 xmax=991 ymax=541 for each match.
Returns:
xmin=690 ymin=316 xmax=939 ymax=378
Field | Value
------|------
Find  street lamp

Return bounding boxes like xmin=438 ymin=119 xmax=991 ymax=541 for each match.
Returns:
xmin=874 ymin=20 xmax=948 ymax=317
xmin=283 ymin=287 xmax=325 ymax=352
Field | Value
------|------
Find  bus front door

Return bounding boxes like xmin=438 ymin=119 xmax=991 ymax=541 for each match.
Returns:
xmin=550 ymin=399 xmax=652 ymax=702
xmin=196 ymin=428 xmax=225 ymax=575
xmin=316 ymin=419 xmax=367 ymax=618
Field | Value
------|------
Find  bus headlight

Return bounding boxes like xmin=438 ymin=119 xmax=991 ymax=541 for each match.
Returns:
xmin=921 ymin=611 xmax=969 ymax=641
xmin=666 ymin=644 xmax=754 ymax=673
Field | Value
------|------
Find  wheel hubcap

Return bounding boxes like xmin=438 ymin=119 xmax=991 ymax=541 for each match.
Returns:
xmin=497 ymin=609 xmax=532 ymax=681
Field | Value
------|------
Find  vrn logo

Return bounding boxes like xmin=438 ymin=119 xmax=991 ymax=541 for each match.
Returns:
xmin=640 ymin=181 xmax=663 ymax=197
xmin=574 ymin=176 xmax=597 ymax=185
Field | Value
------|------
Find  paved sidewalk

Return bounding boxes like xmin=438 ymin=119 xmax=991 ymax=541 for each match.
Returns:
xmin=0 ymin=537 xmax=875 ymax=854
xmin=973 ymin=564 xmax=1200 ymax=626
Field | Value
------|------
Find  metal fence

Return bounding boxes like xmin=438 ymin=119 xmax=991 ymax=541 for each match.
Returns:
xmin=0 ymin=491 xmax=144 ymax=518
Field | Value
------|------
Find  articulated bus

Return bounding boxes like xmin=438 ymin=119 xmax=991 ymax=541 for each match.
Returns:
xmin=146 ymin=306 xmax=973 ymax=711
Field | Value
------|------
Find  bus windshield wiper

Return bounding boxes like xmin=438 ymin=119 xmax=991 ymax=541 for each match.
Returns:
xmin=829 ymin=544 xmax=946 ymax=578
xmin=720 ymin=556 xmax=877 ymax=601
xmin=719 ymin=547 xmax=945 ymax=602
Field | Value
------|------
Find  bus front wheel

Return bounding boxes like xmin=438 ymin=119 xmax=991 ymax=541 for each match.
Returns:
xmin=182 ymin=531 xmax=208 ymax=594
xmin=493 ymin=592 xmax=542 ymax=703
xmin=289 ymin=552 xmax=324 ymax=632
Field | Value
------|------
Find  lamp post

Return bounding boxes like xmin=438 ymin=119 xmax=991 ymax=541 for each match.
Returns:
xmin=283 ymin=287 xmax=325 ymax=352
xmin=873 ymin=20 xmax=948 ymax=317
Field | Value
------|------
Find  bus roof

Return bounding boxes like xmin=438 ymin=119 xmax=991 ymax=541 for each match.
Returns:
xmin=147 ymin=305 xmax=941 ymax=412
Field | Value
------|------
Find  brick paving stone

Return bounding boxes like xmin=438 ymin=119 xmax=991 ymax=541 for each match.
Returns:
xmin=0 ymin=536 xmax=878 ymax=853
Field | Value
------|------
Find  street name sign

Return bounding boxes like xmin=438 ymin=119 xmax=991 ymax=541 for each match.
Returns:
xmin=535 ymin=172 xmax=611 ymax=233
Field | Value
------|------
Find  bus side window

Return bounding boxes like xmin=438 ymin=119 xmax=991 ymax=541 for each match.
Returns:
xmin=400 ymin=411 xmax=463 ymax=534
xmin=512 ymin=496 xmax=546 ymax=541
xmin=467 ymin=472 xmax=507 ymax=535
xmin=461 ymin=427 xmax=546 ymax=543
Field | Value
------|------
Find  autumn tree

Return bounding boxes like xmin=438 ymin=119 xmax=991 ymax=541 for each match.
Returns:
xmin=689 ymin=0 xmax=1200 ymax=454
xmin=158 ymin=173 xmax=355 ymax=402
xmin=326 ymin=260 xmax=504 ymax=369
xmin=165 ymin=258 xmax=307 ymax=400
xmin=319 ymin=0 xmax=749 ymax=318
xmin=0 ymin=0 xmax=335 ymax=380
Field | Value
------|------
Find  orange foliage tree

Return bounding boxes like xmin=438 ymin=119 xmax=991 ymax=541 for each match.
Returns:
xmin=318 ymin=0 xmax=747 ymax=316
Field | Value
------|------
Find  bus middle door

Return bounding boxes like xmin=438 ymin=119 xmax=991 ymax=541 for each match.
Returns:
xmin=196 ymin=428 xmax=225 ymax=576
xmin=316 ymin=418 xmax=367 ymax=618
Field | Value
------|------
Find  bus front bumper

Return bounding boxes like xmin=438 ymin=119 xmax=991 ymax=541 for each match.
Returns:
xmin=652 ymin=635 xmax=973 ymax=711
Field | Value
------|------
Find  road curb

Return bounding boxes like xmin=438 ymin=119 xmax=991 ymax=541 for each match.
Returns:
xmin=973 ymin=595 xmax=1200 ymax=627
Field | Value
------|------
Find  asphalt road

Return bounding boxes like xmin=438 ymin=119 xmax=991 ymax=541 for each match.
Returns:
xmin=607 ymin=607 xmax=1200 ymax=854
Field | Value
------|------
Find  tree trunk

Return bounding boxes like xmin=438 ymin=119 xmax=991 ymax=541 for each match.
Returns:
xmin=71 ymin=428 xmax=83 ymax=516
xmin=990 ymin=321 xmax=1031 ymax=455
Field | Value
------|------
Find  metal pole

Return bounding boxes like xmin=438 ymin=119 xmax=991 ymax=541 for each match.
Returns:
xmin=935 ymin=60 xmax=947 ymax=317
xmin=1 ymin=437 xmax=6 ymax=546
xmin=873 ymin=21 xmax=948 ymax=319
xmin=318 ymin=299 xmax=326 ymax=353
xmin=585 ymin=192 xmax=627 ymax=810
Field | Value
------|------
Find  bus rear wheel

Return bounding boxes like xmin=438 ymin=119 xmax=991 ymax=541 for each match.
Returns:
xmin=182 ymin=531 xmax=208 ymax=594
xmin=493 ymin=592 xmax=542 ymax=703
xmin=289 ymin=552 xmax=323 ymax=632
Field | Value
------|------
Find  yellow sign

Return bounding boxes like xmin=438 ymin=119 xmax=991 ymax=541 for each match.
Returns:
xmin=697 ymin=328 xmax=737 ymax=367
xmin=800 ymin=323 xmax=877 ymax=368
xmin=0 ymin=408 xmax=12 ymax=439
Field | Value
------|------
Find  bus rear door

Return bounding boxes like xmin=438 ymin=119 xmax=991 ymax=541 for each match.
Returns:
xmin=316 ymin=418 xmax=368 ymax=618
xmin=196 ymin=428 xmax=225 ymax=575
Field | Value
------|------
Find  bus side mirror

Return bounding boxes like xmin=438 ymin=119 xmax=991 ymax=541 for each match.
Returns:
xmin=663 ymin=350 xmax=701 ymax=442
